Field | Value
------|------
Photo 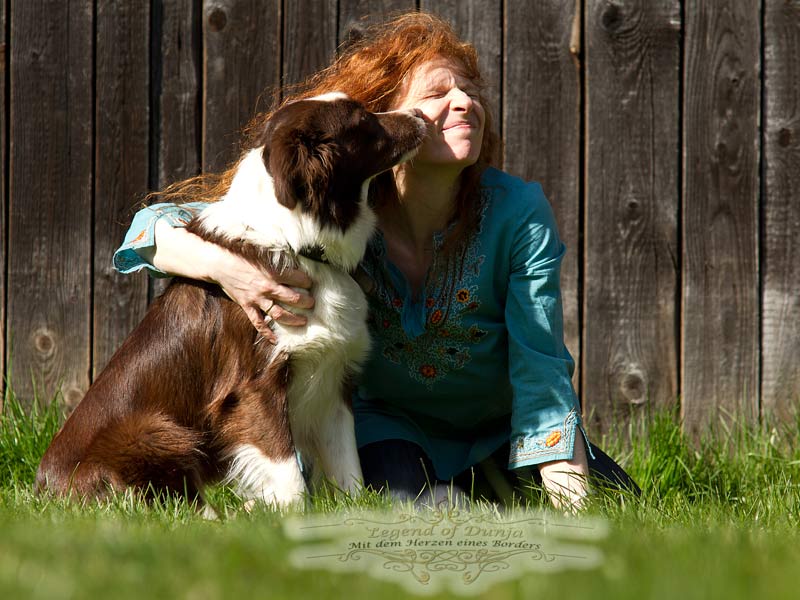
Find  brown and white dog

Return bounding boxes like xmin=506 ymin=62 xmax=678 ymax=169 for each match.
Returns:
xmin=36 ymin=93 xmax=426 ymax=507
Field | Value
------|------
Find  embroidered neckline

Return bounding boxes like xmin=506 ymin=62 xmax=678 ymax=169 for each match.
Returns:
xmin=362 ymin=191 xmax=490 ymax=386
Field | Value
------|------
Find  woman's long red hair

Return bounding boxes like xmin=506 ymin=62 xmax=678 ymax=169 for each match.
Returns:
xmin=148 ymin=11 xmax=499 ymax=252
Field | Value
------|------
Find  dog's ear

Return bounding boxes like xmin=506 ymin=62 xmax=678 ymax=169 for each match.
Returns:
xmin=269 ymin=129 xmax=337 ymax=210
xmin=259 ymin=115 xmax=281 ymax=178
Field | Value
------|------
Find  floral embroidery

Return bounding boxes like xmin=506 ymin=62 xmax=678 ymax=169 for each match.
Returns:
xmin=508 ymin=410 xmax=590 ymax=467
xmin=131 ymin=229 xmax=147 ymax=244
xmin=545 ymin=430 xmax=562 ymax=447
xmin=419 ymin=365 xmax=437 ymax=379
xmin=362 ymin=193 xmax=490 ymax=386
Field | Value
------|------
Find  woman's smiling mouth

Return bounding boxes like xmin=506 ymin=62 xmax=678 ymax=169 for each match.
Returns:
xmin=442 ymin=121 xmax=474 ymax=131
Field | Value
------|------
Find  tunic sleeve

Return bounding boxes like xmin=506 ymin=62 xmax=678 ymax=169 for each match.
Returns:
xmin=505 ymin=182 xmax=584 ymax=469
xmin=112 ymin=202 xmax=208 ymax=276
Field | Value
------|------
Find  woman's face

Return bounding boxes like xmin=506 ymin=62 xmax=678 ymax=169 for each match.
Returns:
xmin=391 ymin=57 xmax=485 ymax=169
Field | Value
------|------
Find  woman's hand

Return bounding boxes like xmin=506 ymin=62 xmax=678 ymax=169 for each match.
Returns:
xmin=538 ymin=437 xmax=590 ymax=513
xmin=145 ymin=220 xmax=314 ymax=343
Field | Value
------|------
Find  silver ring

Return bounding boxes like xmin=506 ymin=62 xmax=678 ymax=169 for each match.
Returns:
xmin=263 ymin=313 xmax=276 ymax=330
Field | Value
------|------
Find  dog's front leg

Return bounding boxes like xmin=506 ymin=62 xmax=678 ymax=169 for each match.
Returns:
xmin=221 ymin=361 xmax=308 ymax=510
xmin=227 ymin=444 xmax=307 ymax=509
xmin=315 ymin=402 xmax=363 ymax=495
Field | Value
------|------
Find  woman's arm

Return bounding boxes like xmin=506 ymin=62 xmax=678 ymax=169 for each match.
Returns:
xmin=142 ymin=219 xmax=315 ymax=343
xmin=501 ymin=179 xmax=591 ymax=512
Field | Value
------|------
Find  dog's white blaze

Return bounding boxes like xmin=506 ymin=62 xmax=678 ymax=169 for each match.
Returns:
xmin=225 ymin=444 xmax=306 ymax=507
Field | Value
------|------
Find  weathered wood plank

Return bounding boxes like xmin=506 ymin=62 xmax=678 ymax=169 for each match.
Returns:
xmin=150 ymin=0 xmax=203 ymax=300
xmin=583 ymin=0 xmax=681 ymax=433
xmin=8 ymin=0 xmax=93 ymax=408
xmin=203 ymin=0 xmax=281 ymax=173
xmin=157 ymin=0 xmax=202 ymax=188
xmin=762 ymin=0 xmax=800 ymax=421
xmin=282 ymin=0 xmax=337 ymax=90
xmin=0 ymin=0 xmax=6 ymax=405
xmin=93 ymin=1 xmax=150 ymax=375
xmin=421 ymin=0 xmax=502 ymax=127
xmin=503 ymin=1 xmax=582 ymax=391
xmin=339 ymin=0 xmax=416 ymax=46
xmin=682 ymin=1 xmax=760 ymax=435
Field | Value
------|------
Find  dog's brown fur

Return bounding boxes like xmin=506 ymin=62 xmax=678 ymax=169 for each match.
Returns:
xmin=37 ymin=280 xmax=294 ymax=501
xmin=35 ymin=95 xmax=426 ymax=504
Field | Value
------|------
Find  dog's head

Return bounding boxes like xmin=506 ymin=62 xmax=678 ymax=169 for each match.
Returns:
xmin=259 ymin=93 xmax=427 ymax=232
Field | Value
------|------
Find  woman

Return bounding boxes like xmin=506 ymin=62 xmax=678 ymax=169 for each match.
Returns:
xmin=114 ymin=12 xmax=637 ymax=510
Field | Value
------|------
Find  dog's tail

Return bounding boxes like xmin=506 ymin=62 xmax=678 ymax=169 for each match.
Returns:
xmin=42 ymin=413 xmax=206 ymax=502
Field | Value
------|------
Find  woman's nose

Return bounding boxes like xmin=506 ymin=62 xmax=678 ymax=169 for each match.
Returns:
xmin=449 ymin=88 xmax=474 ymax=111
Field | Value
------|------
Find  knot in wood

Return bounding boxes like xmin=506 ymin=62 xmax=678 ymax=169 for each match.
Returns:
xmin=778 ymin=128 xmax=792 ymax=148
xmin=620 ymin=370 xmax=646 ymax=404
xmin=208 ymin=8 xmax=228 ymax=32
xmin=34 ymin=330 xmax=55 ymax=354
xmin=601 ymin=3 xmax=623 ymax=33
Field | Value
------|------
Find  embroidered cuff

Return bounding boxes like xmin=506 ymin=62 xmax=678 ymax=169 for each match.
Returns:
xmin=508 ymin=409 xmax=593 ymax=469
xmin=112 ymin=203 xmax=203 ymax=277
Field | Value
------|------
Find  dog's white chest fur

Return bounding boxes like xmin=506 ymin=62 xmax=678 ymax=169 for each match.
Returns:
xmin=196 ymin=148 xmax=375 ymax=380
xmin=279 ymin=260 xmax=371 ymax=443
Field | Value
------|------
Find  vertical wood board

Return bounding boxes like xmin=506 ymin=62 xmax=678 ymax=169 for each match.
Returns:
xmin=762 ymin=0 xmax=800 ymax=420
xmin=0 ymin=0 xmax=6 ymax=405
xmin=682 ymin=0 xmax=761 ymax=435
xmin=338 ymin=0 xmax=417 ymax=47
xmin=94 ymin=1 xmax=150 ymax=376
xmin=282 ymin=0 xmax=338 ymax=91
xmin=583 ymin=0 xmax=681 ymax=433
xmin=156 ymin=0 xmax=202 ymax=189
xmin=150 ymin=0 xmax=203 ymax=300
xmin=203 ymin=0 xmax=281 ymax=173
xmin=8 ymin=0 xmax=94 ymax=407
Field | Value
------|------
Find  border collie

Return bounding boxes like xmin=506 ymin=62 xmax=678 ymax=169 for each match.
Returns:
xmin=36 ymin=93 xmax=426 ymax=507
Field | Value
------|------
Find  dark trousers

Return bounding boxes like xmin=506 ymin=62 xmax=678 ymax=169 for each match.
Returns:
xmin=358 ymin=439 xmax=640 ymax=506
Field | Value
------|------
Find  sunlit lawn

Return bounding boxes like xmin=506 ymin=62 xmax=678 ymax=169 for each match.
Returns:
xmin=2 ymin=385 xmax=799 ymax=599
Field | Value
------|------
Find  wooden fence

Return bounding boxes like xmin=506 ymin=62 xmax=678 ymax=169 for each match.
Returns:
xmin=1 ymin=1 xmax=798 ymax=438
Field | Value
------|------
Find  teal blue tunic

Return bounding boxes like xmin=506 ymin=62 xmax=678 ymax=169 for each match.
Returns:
xmin=114 ymin=168 xmax=586 ymax=480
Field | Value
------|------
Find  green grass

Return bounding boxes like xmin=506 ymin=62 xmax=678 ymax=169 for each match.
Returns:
xmin=2 ymin=385 xmax=800 ymax=599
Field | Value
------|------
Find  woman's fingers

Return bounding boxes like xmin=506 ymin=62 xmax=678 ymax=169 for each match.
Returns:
xmin=209 ymin=247 xmax=315 ymax=331
xmin=275 ymin=266 xmax=313 ymax=291
xmin=243 ymin=305 xmax=278 ymax=345
xmin=267 ymin=282 xmax=315 ymax=310
xmin=267 ymin=302 xmax=307 ymax=327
